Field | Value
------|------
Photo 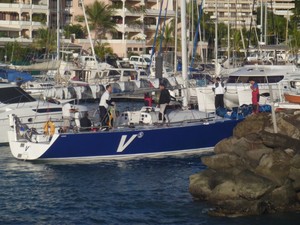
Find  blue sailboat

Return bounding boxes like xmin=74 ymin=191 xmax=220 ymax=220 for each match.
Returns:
xmin=7 ymin=0 xmax=242 ymax=161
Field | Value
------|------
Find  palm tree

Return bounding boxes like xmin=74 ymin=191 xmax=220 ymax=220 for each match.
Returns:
xmin=154 ymin=18 xmax=176 ymax=53
xmin=94 ymin=42 xmax=114 ymax=61
xmin=32 ymin=28 xmax=56 ymax=56
xmin=85 ymin=1 xmax=117 ymax=44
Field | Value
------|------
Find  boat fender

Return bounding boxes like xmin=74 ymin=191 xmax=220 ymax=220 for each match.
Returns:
xmin=43 ymin=121 xmax=55 ymax=136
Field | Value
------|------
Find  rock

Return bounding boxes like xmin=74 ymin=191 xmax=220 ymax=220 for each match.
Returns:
xmin=245 ymin=147 xmax=273 ymax=162
xmin=297 ymin=192 xmax=300 ymax=202
xmin=291 ymin=154 xmax=300 ymax=169
xmin=201 ymin=153 xmax=244 ymax=170
xmin=260 ymin=131 xmax=300 ymax=151
xmin=277 ymin=115 xmax=300 ymax=139
xmin=289 ymin=167 xmax=300 ymax=181
xmin=189 ymin=170 xmax=215 ymax=200
xmin=230 ymin=137 xmax=255 ymax=158
xmin=214 ymin=137 xmax=239 ymax=154
xmin=210 ymin=181 xmax=239 ymax=201
xmin=231 ymin=137 xmax=269 ymax=160
xmin=289 ymin=167 xmax=300 ymax=191
xmin=255 ymin=150 xmax=292 ymax=186
xmin=233 ymin=113 xmax=270 ymax=138
xmin=292 ymin=180 xmax=300 ymax=192
xmin=235 ymin=170 xmax=275 ymax=200
xmin=189 ymin=169 xmax=243 ymax=200
xmin=208 ymin=199 xmax=269 ymax=217
xmin=284 ymin=148 xmax=296 ymax=157
xmin=189 ymin=112 xmax=300 ymax=217
xmin=267 ymin=182 xmax=297 ymax=209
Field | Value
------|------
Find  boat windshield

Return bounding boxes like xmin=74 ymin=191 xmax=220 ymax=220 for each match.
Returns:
xmin=227 ymin=76 xmax=284 ymax=84
xmin=0 ymin=87 xmax=36 ymax=104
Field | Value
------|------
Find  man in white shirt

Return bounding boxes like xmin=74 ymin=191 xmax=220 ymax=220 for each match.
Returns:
xmin=99 ymin=84 xmax=114 ymax=126
xmin=62 ymin=102 xmax=76 ymax=132
xmin=212 ymin=77 xmax=226 ymax=109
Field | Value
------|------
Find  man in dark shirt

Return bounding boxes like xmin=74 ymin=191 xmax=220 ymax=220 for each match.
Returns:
xmin=158 ymin=83 xmax=171 ymax=122
xmin=80 ymin=112 xmax=92 ymax=131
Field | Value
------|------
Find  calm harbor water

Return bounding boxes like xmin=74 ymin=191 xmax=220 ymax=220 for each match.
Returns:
xmin=1 ymin=146 xmax=300 ymax=225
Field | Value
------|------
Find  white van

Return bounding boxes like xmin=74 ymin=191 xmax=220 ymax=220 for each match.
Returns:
xmin=129 ymin=56 xmax=151 ymax=69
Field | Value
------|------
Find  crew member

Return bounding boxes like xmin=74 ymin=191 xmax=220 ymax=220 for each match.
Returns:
xmin=80 ymin=112 xmax=92 ymax=131
xmin=157 ymin=83 xmax=171 ymax=123
xmin=62 ymin=102 xmax=77 ymax=132
xmin=250 ymin=79 xmax=260 ymax=114
xmin=212 ymin=77 xmax=226 ymax=109
xmin=99 ymin=84 xmax=115 ymax=126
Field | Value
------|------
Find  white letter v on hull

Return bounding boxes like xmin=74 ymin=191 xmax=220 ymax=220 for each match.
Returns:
xmin=117 ymin=135 xmax=138 ymax=153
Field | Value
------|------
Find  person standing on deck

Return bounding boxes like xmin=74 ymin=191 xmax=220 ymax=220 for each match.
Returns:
xmin=250 ymin=79 xmax=260 ymax=114
xmin=62 ymin=102 xmax=77 ymax=132
xmin=212 ymin=77 xmax=226 ymax=109
xmin=99 ymin=84 xmax=114 ymax=126
xmin=157 ymin=83 xmax=171 ymax=123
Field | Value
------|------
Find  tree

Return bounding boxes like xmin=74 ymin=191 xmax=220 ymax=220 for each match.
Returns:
xmin=85 ymin=1 xmax=117 ymax=44
xmin=94 ymin=42 xmax=114 ymax=61
xmin=156 ymin=22 xmax=175 ymax=52
xmin=64 ymin=24 xmax=86 ymax=39
xmin=32 ymin=28 xmax=56 ymax=55
xmin=289 ymin=0 xmax=300 ymax=53
xmin=2 ymin=42 xmax=31 ymax=64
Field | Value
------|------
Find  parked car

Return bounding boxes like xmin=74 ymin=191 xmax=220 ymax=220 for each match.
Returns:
xmin=129 ymin=56 xmax=151 ymax=69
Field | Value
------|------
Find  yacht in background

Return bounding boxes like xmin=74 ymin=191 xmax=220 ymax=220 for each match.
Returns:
xmin=0 ymin=83 xmax=64 ymax=144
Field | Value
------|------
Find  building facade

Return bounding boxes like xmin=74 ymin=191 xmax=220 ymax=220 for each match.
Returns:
xmin=0 ymin=0 xmax=295 ymax=57
xmin=203 ymin=0 xmax=295 ymax=30
xmin=0 ymin=0 xmax=49 ymax=45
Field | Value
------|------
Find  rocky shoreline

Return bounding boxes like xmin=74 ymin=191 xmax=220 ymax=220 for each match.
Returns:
xmin=189 ymin=111 xmax=300 ymax=217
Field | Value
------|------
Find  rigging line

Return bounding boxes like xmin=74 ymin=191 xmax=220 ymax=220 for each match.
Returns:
xmin=270 ymin=0 xmax=277 ymax=45
xmin=190 ymin=1 xmax=204 ymax=69
xmin=148 ymin=0 xmax=164 ymax=74
xmin=246 ymin=0 xmax=257 ymax=57
xmin=158 ymin=0 xmax=169 ymax=55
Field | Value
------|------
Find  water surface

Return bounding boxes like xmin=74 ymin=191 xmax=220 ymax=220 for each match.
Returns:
xmin=1 ymin=146 xmax=300 ymax=225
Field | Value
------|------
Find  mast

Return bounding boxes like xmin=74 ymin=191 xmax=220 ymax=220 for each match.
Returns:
xmin=57 ymin=0 xmax=60 ymax=60
xmin=264 ymin=2 xmax=267 ymax=45
xmin=260 ymin=0 xmax=263 ymax=44
xmin=174 ymin=0 xmax=178 ymax=72
xmin=80 ymin=0 xmax=97 ymax=63
xmin=181 ymin=0 xmax=188 ymax=108
xmin=214 ymin=0 xmax=218 ymax=76
xmin=227 ymin=0 xmax=230 ymax=65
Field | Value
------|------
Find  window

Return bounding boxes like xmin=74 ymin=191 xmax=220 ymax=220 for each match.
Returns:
xmin=227 ymin=76 xmax=284 ymax=84
xmin=0 ymin=87 xmax=35 ymax=104
xmin=32 ymin=108 xmax=62 ymax=113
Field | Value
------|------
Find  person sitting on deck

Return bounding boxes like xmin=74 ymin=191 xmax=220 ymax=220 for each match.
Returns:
xmin=80 ymin=112 xmax=92 ymax=131
xmin=144 ymin=92 xmax=153 ymax=107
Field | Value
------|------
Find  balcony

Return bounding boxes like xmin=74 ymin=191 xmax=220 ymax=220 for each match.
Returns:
xmin=124 ymin=24 xmax=142 ymax=32
xmin=0 ymin=20 xmax=46 ymax=29
xmin=146 ymin=9 xmax=175 ymax=17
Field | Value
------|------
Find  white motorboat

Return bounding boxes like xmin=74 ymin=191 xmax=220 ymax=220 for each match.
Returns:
xmin=196 ymin=64 xmax=300 ymax=110
xmin=0 ymin=83 xmax=87 ymax=144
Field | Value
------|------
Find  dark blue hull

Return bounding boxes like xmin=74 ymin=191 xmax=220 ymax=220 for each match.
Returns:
xmin=39 ymin=119 xmax=240 ymax=159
